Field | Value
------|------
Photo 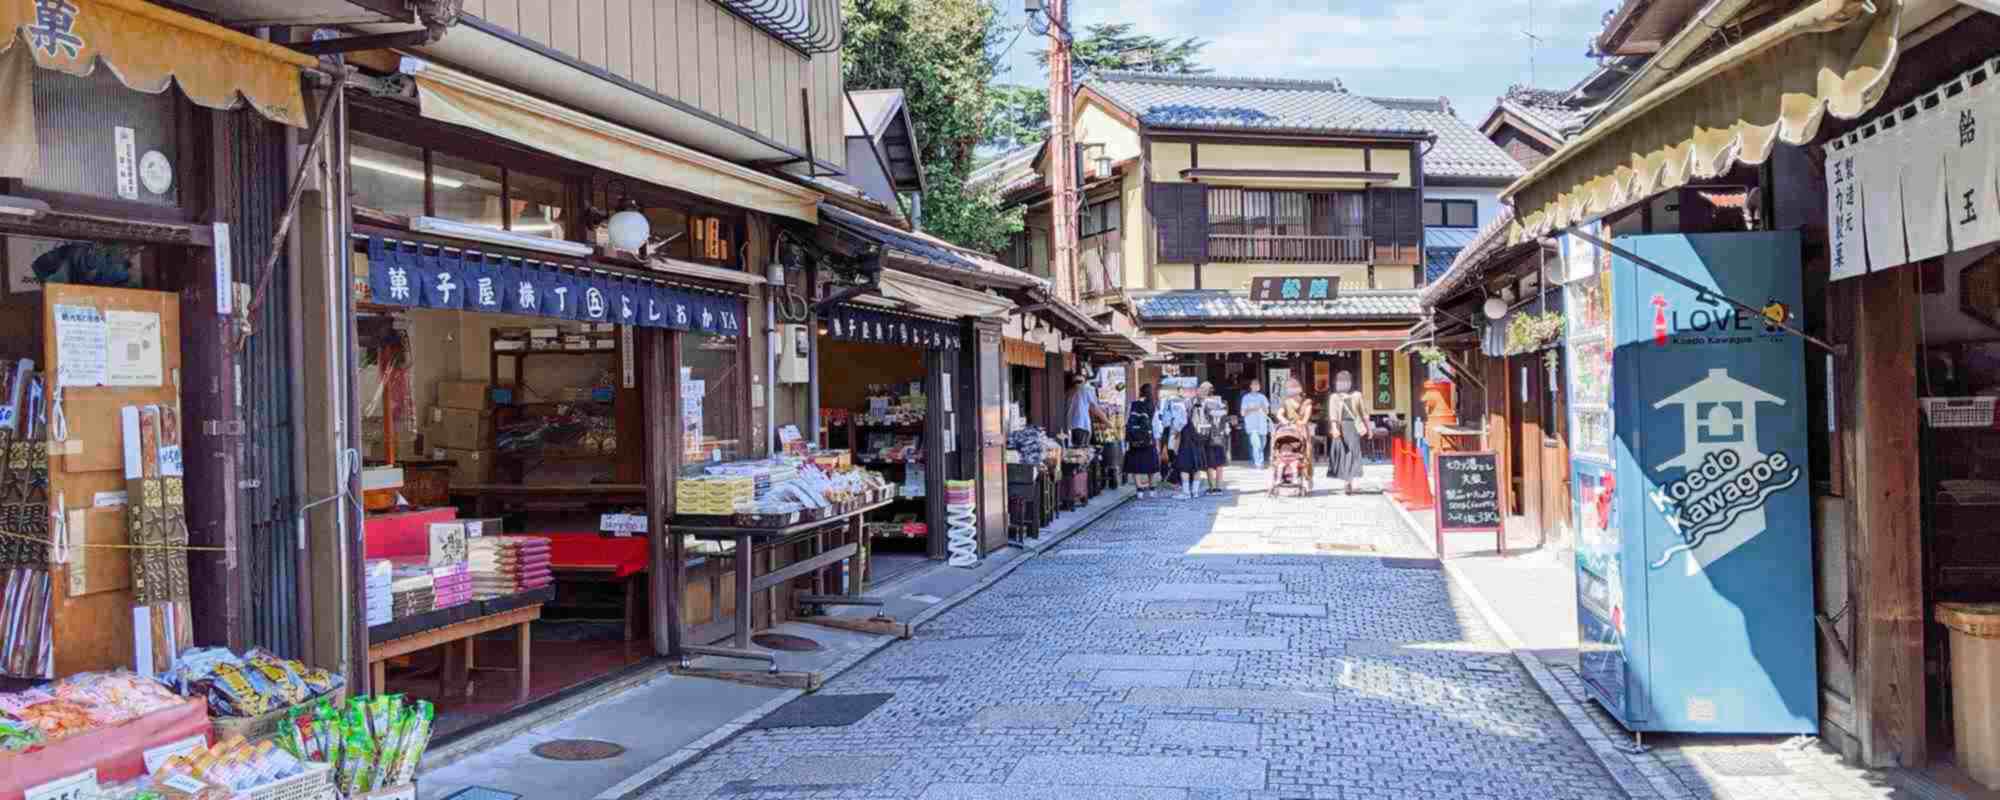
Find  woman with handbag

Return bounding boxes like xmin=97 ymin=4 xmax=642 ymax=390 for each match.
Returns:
xmin=1324 ymin=370 xmax=1368 ymax=493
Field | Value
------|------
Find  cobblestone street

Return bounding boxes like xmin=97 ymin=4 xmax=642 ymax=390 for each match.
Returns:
xmin=639 ymin=467 xmax=1628 ymax=799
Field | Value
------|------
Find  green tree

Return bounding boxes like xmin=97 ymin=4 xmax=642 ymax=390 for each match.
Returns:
xmin=986 ymin=24 xmax=1209 ymax=151
xmin=1035 ymin=23 xmax=1210 ymax=76
xmin=842 ymin=0 xmax=1020 ymax=252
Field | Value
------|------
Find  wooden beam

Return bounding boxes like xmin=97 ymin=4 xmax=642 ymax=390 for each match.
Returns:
xmin=1843 ymin=267 xmax=1926 ymax=768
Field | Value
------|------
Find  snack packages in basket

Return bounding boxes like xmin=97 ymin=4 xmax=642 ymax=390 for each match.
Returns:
xmin=165 ymin=646 xmax=344 ymax=718
xmin=151 ymin=734 xmax=306 ymax=793
xmin=277 ymin=693 xmax=435 ymax=793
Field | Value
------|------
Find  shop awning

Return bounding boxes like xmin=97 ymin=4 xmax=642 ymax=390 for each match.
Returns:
xmin=1078 ymin=329 xmax=1157 ymax=361
xmin=1154 ymin=328 xmax=1410 ymax=354
xmin=876 ymin=268 xmax=1014 ymax=319
xmin=1 ymin=0 xmax=320 ymax=176
xmin=403 ymin=58 xmax=821 ymax=224
xmin=1503 ymin=0 xmax=1905 ymax=242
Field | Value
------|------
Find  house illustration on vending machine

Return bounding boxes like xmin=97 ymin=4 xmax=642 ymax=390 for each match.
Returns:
xmin=1649 ymin=368 xmax=1802 ymax=575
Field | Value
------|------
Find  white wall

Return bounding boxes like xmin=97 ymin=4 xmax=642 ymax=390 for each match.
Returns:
xmin=1423 ymin=186 xmax=1504 ymax=232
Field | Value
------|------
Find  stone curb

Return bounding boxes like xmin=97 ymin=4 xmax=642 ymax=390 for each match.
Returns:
xmin=1384 ymin=496 xmax=1688 ymax=800
xmin=598 ymin=486 xmax=1136 ymax=799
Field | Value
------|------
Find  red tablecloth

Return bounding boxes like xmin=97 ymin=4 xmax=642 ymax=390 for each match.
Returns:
xmin=535 ymin=531 xmax=650 ymax=578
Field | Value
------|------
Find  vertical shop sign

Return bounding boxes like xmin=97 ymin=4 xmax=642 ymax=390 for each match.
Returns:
xmin=1824 ymin=149 xmax=1864 ymax=282
xmin=211 ymin=223 xmax=232 ymax=314
xmin=1371 ymin=350 xmax=1395 ymax=410
xmin=1948 ymin=76 xmax=2000 ymax=252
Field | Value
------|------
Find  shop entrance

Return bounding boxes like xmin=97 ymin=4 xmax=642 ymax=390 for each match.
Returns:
xmin=816 ymin=314 xmax=960 ymax=585
xmin=355 ymin=299 xmax=665 ymax=738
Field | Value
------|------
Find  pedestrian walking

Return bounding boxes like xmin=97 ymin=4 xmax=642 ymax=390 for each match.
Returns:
xmin=1324 ymin=370 xmax=1368 ymax=493
xmin=1123 ymin=384 xmax=1161 ymax=498
xmin=1198 ymin=381 xmax=1229 ymax=494
xmin=1240 ymin=379 xmax=1271 ymax=468
xmin=1166 ymin=382 xmax=1211 ymax=498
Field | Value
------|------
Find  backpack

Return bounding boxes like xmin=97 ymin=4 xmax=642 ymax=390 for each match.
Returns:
xmin=1125 ymin=401 xmax=1154 ymax=441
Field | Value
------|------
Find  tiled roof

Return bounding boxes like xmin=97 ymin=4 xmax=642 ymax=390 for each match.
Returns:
xmin=820 ymin=204 xmax=1047 ymax=290
xmin=967 ymin=142 xmax=1043 ymax=194
xmin=1371 ymin=97 xmax=1524 ymax=182
xmin=1132 ymin=289 xmax=1421 ymax=322
xmin=1088 ymin=72 xmax=1426 ymax=136
xmin=1493 ymin=85 xmax=1591 ymax=141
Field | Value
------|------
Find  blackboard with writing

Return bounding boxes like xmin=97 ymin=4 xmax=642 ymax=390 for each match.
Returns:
xmin=1435 ymin=451 xmax=1504 ymax=532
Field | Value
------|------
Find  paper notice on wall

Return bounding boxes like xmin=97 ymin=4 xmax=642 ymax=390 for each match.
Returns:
xmin=1947 ymin=77 xmax=2000 ymax=253
xmin=52 ymin=304 xmax=108 ymax=387
xmin=105 ymin=310 xmax=164 ymax=387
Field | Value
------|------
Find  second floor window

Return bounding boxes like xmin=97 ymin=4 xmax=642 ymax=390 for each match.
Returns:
xmin=1208 ymin=189 xmax=1365 ymax=239
xmin=1081 ymin=198 xmax=1121 ymax=238
xmin=350 ymin=131 xmax=570 ymax=241
xmin=1425 ymin=199 xmax=1479 ymax=228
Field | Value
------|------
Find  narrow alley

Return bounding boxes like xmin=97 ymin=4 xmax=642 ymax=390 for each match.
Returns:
xmin=636 ymin=468 xmax=1627 ymax=800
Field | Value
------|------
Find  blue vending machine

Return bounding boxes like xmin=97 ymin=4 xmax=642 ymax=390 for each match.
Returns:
xmin=1564 ymin=230 xmax=1817 ymax=734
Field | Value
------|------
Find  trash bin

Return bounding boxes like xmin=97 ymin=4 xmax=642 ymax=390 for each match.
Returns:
xmin=1938 ymin=602 xmax=2000 ymax=789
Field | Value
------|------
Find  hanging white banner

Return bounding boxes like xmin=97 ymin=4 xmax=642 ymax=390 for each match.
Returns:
xmin=1945 ymin=75 xmax=2000 ymax=254
xmin=1857 ymin=120 xmax=1909 ymax=273
xmin=1902 ymin=107 xmax=1952 ymax=264
xmin=1825 ymin=148 xmax=1866 ymax=283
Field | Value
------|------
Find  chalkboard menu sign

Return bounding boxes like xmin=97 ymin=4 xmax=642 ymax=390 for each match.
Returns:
xmin=1434 ymin=450 xmax=1504 ymax=533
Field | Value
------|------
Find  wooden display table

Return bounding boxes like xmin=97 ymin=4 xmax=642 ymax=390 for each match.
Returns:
xmin=451 ymin=483 xmax=646 ymax=517
xmin=368 ymin=603 xmax=543 ymax=702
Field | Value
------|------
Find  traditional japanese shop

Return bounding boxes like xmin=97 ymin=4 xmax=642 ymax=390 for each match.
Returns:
xmin=0 ymin=3 xmax=427 ymax=795
xmin=336 ymin=54 xmax=837 ymax=736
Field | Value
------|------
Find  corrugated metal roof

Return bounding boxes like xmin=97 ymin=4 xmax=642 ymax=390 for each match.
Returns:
xmin=1132 ymin=289 xmax=1421 ymax=322
xmin=1088 ymin=72 xmax=1425 ymax=136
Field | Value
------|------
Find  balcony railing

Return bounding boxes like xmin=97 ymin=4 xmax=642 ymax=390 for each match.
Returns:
xmin=1207 ymin=234 xmax=1372 ymax=264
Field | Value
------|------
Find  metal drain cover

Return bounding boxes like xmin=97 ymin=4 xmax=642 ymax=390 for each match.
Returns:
xmin=754 ymin=632 xmax=823 ymax=651
xmin=531 ymin=739 xmax=626 ymax=761
xmin=1699 ymin=751 xmax=1792 ymax=777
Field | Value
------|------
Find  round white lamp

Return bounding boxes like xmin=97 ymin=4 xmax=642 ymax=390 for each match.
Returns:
xmin=1482 ymin=295 xmax=1509 ymax=320
xmin=607 ymin=195 xmax=650 ymax=253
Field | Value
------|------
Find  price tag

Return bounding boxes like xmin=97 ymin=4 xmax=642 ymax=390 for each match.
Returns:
xmin=143 ymin=733 xmax=209 ymax=773
xmin=25 ymin=769 xmax=97 ymax=800
xmin=598 ymin=513 xmax=648 ymax=536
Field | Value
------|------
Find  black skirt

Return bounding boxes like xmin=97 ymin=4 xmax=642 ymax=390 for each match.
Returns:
xmin=1174 ymin=430 xmax=1212 ymax=473
xmin=1205 ymin=437 xmax=1229 ymax=466
xmin=1123 ymin=443 xmax=1161 ymax=474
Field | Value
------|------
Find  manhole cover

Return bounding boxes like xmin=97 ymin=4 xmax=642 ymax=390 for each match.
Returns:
xmin=531 ymin=739 xmax=626 ymax=761
xmin=1699 ymin=751 xmax=1793 ymax=777
xmin=753 ymin=632 xmax=823 ymax=651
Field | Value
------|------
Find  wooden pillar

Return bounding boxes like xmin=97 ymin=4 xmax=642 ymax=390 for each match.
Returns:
xmin=1841 ymin=267 xmax=1926 ymax=767
xmin=970 ymin=319 xmax=1008 ymax=553
xmin=1483 ymin=348 xmax=1510 ymax=514
xmin=643 ymin=328 xmax=685 ymax=658
xmin=923 ymin=347 xmax=951 ymax=560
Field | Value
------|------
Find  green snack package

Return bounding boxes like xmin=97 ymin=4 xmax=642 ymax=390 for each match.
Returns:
xmin=388 ymin=700 xmax=436 ymax=786
xmin=338 ymin=725 xmax=377 ymax=795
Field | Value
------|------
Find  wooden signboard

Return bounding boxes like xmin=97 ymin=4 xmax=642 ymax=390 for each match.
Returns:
xmin=1433 ymin=451 xmax=1504 ymax=557
xmin=42 ymin=285 xmax=183 ymax=677
xmin=1250 ymin=276 xmax=1339 ymax=302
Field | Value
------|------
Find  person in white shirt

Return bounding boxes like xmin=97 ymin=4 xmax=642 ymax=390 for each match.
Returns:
xmin=1068 ymin=374 xmax=1107 ymax=448
xmin=1239 ymin=379 xmax=1271 ymax=469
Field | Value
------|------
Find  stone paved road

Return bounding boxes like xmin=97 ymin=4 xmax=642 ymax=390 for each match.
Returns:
xmin=640 ymin=467 xmax=1628 ymax=800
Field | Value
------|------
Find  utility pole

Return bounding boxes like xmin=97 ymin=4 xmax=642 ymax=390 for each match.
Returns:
xmin=1044 ymin=0 xmax=1077 ymax=306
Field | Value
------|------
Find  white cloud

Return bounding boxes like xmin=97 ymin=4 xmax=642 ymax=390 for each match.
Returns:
xmin=1007 ymin=0 xmax=1617 ymax=118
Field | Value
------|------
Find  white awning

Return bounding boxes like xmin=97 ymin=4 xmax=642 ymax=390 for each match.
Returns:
xmin=403 ymin=57 xmax=820 ymax=224
xmin=876 ymin=269 xmax=1014 ymax=319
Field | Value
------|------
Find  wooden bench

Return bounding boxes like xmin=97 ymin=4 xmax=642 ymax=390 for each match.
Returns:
xmin=367 ymin=604 xmax=542 ymax=703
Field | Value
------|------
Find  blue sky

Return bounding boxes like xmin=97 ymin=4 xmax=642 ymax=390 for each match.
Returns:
xmin=996 ymin=0 xmax=1619 ymax=122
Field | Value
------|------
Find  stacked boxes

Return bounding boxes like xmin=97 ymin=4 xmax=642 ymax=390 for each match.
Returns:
xmin=389 ymin=566 xmax=434 ymax=620
xmin=428 ymin=379 xmax=494 ymax=485
xmin=363 ymin=559 xmax=394 ymax=627
xmin=431 ymin=561 xmax=471 ymax=611
xmin=675 ymin=475 xmax=756 ymax=515
xmin=469 ymin=536 xmax=552 ymax=599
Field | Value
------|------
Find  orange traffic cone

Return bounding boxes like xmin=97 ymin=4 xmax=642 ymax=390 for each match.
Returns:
xmin=1408 ymin=448 xmax=1435 ymax=510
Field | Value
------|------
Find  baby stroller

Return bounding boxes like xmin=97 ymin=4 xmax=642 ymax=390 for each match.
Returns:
xmin=1268 ymin=424 xmax=1314 ymax=496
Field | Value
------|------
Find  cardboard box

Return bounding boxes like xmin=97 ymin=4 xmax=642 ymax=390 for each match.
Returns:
xmin=436 ymin=380 xmax=492 ymax=410
xmin=425 ymin=407 xmax=492 ymax=451
xmin=436 ymin=448 xmax=492 ymax=485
